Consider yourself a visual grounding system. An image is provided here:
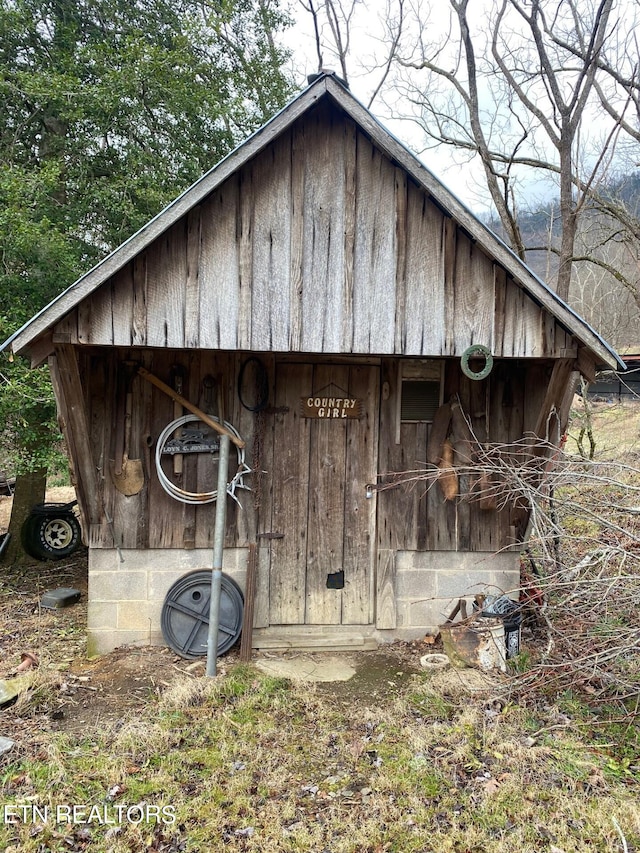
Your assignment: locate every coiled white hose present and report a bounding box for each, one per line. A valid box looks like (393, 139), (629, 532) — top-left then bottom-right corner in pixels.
(155, 414), (249, 505)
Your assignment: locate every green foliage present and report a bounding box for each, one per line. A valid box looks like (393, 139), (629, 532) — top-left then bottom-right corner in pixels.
(0, 356), (65, 472)
(0, 0), (295, 470)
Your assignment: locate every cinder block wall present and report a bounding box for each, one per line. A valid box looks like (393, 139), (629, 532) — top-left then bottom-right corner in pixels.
(87, 548), (248, 655)
(87, 548), (521, 655)
(392, 551), (521, 639)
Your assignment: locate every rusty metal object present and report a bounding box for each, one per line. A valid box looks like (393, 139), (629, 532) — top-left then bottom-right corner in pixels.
(440, 618), (506, 672)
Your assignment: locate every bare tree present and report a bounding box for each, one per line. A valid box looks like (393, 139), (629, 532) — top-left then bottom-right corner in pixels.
(298, 0), (405, 108)
(394, 0), (626, 302)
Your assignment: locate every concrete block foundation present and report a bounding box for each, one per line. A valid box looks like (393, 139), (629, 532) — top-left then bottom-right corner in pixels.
(87, 548), (248, 655)
(87, 548), (521, 655)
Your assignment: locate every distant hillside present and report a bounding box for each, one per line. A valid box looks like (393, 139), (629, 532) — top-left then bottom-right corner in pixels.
(484, 176), (640, 351)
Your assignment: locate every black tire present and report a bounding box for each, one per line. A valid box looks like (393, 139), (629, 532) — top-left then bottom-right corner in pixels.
(21, 511), (82, 561)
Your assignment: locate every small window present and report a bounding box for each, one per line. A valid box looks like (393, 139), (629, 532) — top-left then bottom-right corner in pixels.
(395, 359), (443, 442)
(401, 380), (441, 422)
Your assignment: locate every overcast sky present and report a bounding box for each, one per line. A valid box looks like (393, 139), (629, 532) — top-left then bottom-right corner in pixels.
(281, 0), (494, 214)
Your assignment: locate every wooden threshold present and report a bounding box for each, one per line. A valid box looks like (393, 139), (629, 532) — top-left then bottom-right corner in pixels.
(251, 626), (379, 651)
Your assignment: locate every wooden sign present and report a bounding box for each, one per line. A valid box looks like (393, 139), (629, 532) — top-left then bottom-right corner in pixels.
(301, 396), (362, 419)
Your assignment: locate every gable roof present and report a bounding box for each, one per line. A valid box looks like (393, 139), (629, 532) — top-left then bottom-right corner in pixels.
(2, 72), (624, 370)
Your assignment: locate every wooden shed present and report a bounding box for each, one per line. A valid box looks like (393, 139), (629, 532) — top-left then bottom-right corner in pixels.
(5, 73), (622, 654)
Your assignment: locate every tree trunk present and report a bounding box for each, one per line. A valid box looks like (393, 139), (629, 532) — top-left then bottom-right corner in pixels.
(1, 469), (47, 565)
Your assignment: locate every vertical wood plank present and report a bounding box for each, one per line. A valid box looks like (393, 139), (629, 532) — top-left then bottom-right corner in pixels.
(146, 351), (185, 547)
(132, 255), (147, 346)
(83, 282), (114, 345)
(394, 167), (408, 354)
(49, 346), (102, 529)
(269, 363), (311, 624)
(185, 206), (201, 348)
(251, 134), (292, 351)
(145, 221), (187, 348)
(253, 355), (276, 628)
(443, 218), (457, 355)
(376, 360), (427, 552)
(300, 105), (346, 353)
(112, 362), (148, 549)
(289, 123), (305, 352)
(342, 117), (357, 350)
(199, 179), (239, 349)
(85, 351), (114, 547)
(341, 364), (379, 625)
(493, 266), (507, 357)
(353, 132), (397, 353)
(238, 166), (253, 350)
(77, 297), (92, 346)
(111, 266), (134, 346)
(426, 359), (459, 550)
(404, 189), (446, 355)
(305, 364), (348, 624)
(53, 311), (78, 344)
(451, 235), (495, 355)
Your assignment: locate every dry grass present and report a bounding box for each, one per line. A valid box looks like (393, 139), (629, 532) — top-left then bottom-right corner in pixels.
(0, 407), (639, 850)
(0, 664), (638, 852)
(568, 398), (640, 458)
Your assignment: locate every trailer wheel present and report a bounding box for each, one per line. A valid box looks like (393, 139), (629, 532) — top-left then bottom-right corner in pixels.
(21, 511), (82, 561)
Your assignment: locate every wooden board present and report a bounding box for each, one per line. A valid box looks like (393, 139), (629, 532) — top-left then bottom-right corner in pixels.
(403, 188), (446, 355)
(269, 363), (312, 624)
(199, 180), (240, 350)
(251, 134), (292, 351)
(305, 364), (348, 624)
(300, 106), (346, 353)
(341, 364), (379, 625)
(265, 360), (379, 628)
(353, 132), (397, 353)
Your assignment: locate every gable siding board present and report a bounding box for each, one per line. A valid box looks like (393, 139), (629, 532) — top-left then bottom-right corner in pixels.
(450, 234), (495, 355)
(146, 222), (187, 348)
(353, 132), (397, 353)
(8, 77), (621, 372)
(301, 105), (346, 353)
(403, 188), (445, 356)
(251, 134), (292, 351)
(132, 255), (148, 347)
(199, 177), (240, 349)
(185, 207), (202, 349)
(44, 98), (595, 364)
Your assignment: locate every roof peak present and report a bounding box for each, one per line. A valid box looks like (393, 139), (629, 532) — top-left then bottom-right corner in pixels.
(306, 69), (349, 89)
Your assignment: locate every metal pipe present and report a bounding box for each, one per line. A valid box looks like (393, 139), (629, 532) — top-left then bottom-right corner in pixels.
(206, 433), (231, 677)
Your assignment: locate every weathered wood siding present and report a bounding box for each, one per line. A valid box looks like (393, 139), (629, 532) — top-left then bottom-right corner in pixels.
(375, 356), (555, 563)
(69, 346), (561, 558)
(52, 101), (576, 361)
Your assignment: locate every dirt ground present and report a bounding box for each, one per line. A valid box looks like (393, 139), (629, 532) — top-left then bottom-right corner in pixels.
(0, 485), (502, 746)
(0, 539), (453, 742)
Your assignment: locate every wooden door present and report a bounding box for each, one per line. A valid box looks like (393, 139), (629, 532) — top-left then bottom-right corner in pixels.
(264, 362), (379, 626)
